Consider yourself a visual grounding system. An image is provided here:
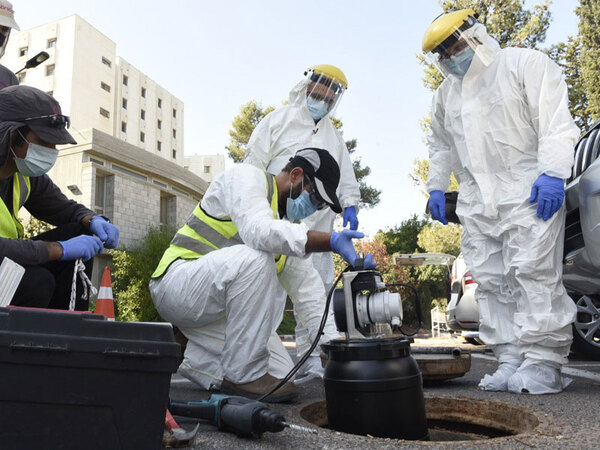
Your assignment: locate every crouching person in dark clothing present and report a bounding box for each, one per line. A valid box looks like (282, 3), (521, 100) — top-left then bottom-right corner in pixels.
(0, 85), (119, 310)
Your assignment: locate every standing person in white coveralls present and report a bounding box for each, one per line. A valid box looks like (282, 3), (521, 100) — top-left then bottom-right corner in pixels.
(423, 9), (580, 395)
(150, 148), (376, 402)
(245, 65), (361, 381)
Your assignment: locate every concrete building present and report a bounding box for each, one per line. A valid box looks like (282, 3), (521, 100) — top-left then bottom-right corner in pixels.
(2, 15), (208, 249)
(3, 15), (185, 166)
(184, 154), (226, 183)
(49, 129), (206, 247)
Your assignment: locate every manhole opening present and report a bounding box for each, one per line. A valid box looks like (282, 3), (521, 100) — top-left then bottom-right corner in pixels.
(300, 397), (539, 442)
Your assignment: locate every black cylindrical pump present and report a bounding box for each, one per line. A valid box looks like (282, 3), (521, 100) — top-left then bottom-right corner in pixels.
(322, 337), (428, 440)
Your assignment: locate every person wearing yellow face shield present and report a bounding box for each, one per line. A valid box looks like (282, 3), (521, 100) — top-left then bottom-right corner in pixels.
(244, 65), (361, 383)
(423, 9), (580, 395)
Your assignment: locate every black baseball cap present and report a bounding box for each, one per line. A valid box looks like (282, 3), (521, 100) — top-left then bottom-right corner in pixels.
(0, 85), (76, 145)
(288, 148), (342, 213)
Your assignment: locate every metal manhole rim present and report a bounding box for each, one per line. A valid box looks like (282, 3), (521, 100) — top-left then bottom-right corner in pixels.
(294, 394), (557, 445)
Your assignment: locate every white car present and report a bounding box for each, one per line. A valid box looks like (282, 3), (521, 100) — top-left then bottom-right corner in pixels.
(445, 253), (479, 338)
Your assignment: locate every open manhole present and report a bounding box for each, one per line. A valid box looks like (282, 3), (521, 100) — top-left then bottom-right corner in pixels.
(300, 396), (540, 442)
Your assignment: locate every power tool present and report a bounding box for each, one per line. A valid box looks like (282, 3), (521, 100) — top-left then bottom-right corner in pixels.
(169, 394), (315, 438)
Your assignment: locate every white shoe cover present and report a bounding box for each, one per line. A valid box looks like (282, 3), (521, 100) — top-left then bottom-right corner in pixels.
(478, 361), (520, 391)
(507, 359), (572, 395)
(294, 355), (324, 385)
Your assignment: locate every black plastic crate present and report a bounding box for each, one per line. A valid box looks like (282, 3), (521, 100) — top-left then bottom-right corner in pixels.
(0, 307), (181, 449)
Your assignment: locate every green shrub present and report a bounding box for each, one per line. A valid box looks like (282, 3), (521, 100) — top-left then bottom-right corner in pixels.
(276, 310), (296, 335)
(110, 225), (176, 322)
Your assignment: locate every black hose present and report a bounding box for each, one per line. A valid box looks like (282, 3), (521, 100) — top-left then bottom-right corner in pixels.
(385, 283), (423, 337)
(258, 265), (351, 402)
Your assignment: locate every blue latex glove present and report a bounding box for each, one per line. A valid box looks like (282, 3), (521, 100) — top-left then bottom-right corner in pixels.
(330, 230), (378, 269)
(90, 216), (120, 248)
(428, 190), (448, 225)
(59, 235), (104, 261)
(529, 174), (565, 221)
(343, 206), (359, 230)
(363, 253), (378, 269)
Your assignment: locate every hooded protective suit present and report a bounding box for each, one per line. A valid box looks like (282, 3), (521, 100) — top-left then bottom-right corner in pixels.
(245, 77), (359, 365)
(149, 164), (340, 389)
(426, 24), (580, 366)
(245, 77), (361, 287)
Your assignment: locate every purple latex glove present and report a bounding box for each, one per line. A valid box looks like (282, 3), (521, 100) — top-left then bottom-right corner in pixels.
(428, 190), (448, 225)
(59, 235), (104, 261)
(529, 174), (564, 221)
(90, 216), (120, 248)
(343, 206), (359, 230)
(330, 230), (363, 266)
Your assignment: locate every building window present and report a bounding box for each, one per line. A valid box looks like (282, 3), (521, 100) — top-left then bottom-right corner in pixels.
(172, 129), (176, 139)
(19, 47), (27, 57)
(157, 119), (161, 129)
(172, 149), (176, 159)
(157, 98), (162, 108)
(172, 108), (176, 118)
(47, 38), (57, 48)
(122, 74), (128, 86)
(140, 132), (145, 143)
(101, 57), (111, 68)
(95, 174), (106, 215)
(160, 195), (176, 225)
(46, 64), (55, 76)
(99, 107), (110, 119)
(100, 81), (111, 93)
(122, 98), (127, 109)
(157, 140), (162, 151)
(204, 165), (211, 174)
(141, 87), (146, 98)
(141, 109), (146, 120)
(17, 72), (25, 83)
(121, 121), (127, 133)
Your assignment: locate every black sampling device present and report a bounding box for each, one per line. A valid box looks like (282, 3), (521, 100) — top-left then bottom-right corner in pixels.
(321, 258), (429, 440)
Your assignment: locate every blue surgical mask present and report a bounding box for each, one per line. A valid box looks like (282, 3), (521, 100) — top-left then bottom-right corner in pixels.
(286, 191), (317, 221)
(306, 97), (329, 121)
(446, 47), (475, 77)
(11, 133), (59, 177)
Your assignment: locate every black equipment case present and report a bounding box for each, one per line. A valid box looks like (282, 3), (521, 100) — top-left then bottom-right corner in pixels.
(0, 307), (181, 449)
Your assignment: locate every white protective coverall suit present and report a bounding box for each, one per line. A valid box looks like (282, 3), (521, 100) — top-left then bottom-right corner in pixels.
(149, 164), (338, 390)
(244, 77), (360, 362)
(426, 25), (579, 378)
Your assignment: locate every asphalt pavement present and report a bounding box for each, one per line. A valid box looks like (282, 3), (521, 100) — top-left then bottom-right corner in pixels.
(168, 337), (600, 449)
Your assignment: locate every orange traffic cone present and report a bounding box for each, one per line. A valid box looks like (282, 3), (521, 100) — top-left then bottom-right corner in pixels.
(95, 266), (115, 321)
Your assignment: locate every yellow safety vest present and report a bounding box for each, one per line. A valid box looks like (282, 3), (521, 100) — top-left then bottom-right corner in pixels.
(152, 172), (287, 278)
(0, 173), (31, 239)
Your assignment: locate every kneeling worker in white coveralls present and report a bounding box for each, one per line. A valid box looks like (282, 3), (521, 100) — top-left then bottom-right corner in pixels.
(150, 148), (376, 402)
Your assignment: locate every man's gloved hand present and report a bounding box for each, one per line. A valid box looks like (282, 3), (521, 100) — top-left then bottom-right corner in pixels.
(59, 235), (104, 261)
(429, 190), (448, 225)
(342, 206), (359, 230)
(90, 216), (120, 248)
(330, 230), (378, 269)
(529, 174), (565, 221)
(363, 253), (378, 269)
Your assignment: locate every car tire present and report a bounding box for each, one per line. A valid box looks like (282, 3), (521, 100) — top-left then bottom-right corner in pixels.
(464, 337), (482, 346)
(571, 294), (600, 360)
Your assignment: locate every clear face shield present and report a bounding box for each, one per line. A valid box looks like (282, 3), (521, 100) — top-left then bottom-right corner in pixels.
(425, 23), (489, 79)
(0, 26), (11, 58)
(305, 70), (346, 120)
